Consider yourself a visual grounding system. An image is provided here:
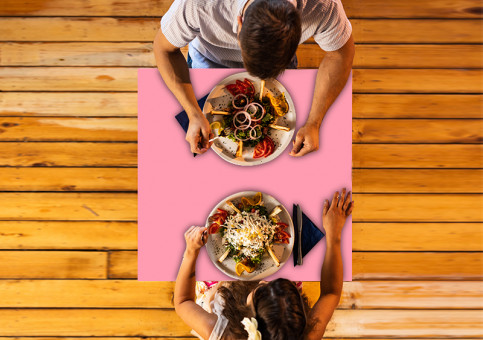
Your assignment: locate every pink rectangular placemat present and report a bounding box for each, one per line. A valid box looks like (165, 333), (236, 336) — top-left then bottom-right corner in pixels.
(138, 68), (352, 281)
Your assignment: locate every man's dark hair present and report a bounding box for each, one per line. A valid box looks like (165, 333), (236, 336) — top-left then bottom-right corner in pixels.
(239, 0), (301, 79)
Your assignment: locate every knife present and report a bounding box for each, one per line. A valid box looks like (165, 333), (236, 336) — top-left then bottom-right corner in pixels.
(296, 204), (303, 265)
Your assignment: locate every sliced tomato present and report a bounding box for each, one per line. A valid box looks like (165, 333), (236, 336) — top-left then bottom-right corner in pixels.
(226, 84), (239, 96)
(253, 139), (267, 158)
(276, 222), (288, 229)
(276, 230), (291, 239)
(276, 238), (290, 244)
(217, 208), (228, 219)
(208, 223), (220, 234)
(244, 78), (255, 96)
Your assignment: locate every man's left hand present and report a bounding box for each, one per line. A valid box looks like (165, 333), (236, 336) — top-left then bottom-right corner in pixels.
(289, 123), (320, 157)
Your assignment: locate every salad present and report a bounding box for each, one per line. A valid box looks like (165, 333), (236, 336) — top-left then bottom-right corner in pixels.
(207, 192), (291, 276)
(210, 78), (290, 159)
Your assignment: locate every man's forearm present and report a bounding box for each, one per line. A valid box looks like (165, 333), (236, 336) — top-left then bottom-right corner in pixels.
(306, 37), (354, 128)
(320, 236), (343, 297)
(174, 249), (199, 306)
(154, 32), (203, 119)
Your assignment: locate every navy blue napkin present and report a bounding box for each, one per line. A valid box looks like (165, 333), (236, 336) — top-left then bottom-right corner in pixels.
(175, 94), (210, 157)
(293, 204), (325, 266)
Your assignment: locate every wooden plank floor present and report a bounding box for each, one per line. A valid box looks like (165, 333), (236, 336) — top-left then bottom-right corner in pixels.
(0, 0), (482, 338)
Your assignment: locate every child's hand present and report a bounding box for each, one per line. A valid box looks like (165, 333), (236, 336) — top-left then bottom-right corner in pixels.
(184, 225), (208, 255)
(322, 188), (353, 243)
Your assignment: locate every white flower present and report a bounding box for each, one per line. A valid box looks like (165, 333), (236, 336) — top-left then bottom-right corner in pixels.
(241, 317), (262, 340)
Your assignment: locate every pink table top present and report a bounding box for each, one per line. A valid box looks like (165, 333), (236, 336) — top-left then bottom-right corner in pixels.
(138, 68), (352, 281)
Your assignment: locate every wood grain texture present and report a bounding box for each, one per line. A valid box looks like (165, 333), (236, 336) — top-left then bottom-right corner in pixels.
(0, 142), (137, 167)
(0, 168), (137, 191)
(353, 223), (483, 251)
(0, 193), (137, 221)
(2, 68), (482, 93)
(4, 118), (481, 143)
(0, 251), (107, 279)
(1, 168), (480, 193)
(298, 44), (483, 69)
(353, 119), (483, 144)
(0, 0), (482, 18)
(352, 194), (483, 222)
(353, 94), (483, 118)
(0, 117), (137, 141)
(0, 67), (138, 92)
(0, 221), (137, 249)
(1, 193), (480, 222)
(353, 252), (483, 280)
(2, 43), (482, 69)
(1, 18), (481, 43)
(0, 309), (480, 337)
(352, 69), (483, 93)
(353, 169), (483, 193)
(353, 144), (483, 168)
(3, 143), (480, 168)
(0, 280), (480, 309)
(108, 251), (483, 280)
(2, 93), (480, 118)
(0, 92), (137, 117)
(108, 251), (139, 279)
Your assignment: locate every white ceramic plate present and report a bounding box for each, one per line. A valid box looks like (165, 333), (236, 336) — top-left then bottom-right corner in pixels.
(205, 191), (294, 280)
(203, 72), (296, 166)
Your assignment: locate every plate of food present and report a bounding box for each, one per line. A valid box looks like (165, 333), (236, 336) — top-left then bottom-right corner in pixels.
(203, 72), (296, 166)
(205, 191), (294, 280)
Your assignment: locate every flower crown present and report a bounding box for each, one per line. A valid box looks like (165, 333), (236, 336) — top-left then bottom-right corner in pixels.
(241, 317), (262, 340)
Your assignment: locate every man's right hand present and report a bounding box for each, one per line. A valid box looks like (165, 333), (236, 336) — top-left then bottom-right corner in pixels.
(322, 188), (353, 243)
(186, 113), (214, 154)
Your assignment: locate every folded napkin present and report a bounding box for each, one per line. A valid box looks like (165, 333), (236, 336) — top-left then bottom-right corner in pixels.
(293, 204), (325, 266)
(175, 94), (210, 157)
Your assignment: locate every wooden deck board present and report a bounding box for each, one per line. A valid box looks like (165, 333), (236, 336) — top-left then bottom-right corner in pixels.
(0, 18), (481, 43)
(0, 0), (481, 18)
(0, 309), (481, 337)
(2, 43), (482, 69)
(2, 67), (481, 93)
(0, 168), (481, 193)
(0, 280), (480, 309)
(107, 250), (483, 280)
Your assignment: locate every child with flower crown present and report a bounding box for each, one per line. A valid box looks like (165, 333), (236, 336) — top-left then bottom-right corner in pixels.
(174, 189), (353, 339)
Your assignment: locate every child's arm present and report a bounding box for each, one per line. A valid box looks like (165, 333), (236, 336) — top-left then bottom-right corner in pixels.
(305, 189), (353, 340)
(174, 226), (217, 339)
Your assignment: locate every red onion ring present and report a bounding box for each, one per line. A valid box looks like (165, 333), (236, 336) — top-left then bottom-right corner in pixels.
(249, 125), (262, 140)
(232, 94), (248, 109)
(233, 111), (251, 129)
(244, 102), (265, 122)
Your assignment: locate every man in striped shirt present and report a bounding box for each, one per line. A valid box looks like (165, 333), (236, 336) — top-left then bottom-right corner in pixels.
(154, 0), (354, 156)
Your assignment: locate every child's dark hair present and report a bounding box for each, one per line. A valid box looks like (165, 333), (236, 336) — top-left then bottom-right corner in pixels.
(253, 278), (309, 339)
(217, 279), (309, 339)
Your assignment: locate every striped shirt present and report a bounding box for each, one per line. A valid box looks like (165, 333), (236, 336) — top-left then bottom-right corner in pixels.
(161, 0), (352, 68)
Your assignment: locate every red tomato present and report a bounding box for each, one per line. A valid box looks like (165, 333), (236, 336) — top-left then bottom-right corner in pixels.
(253, 139), (267, 158)
(277, 230), (291, 239)
(217, 208), (228, 219)
(208, 223), (220, 234)
(226, 84), (239, 96)
(276, 222), (288, 229)
(244, 78), (255, 96)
